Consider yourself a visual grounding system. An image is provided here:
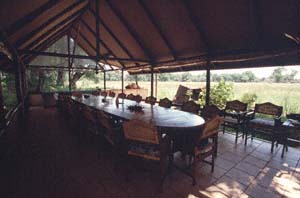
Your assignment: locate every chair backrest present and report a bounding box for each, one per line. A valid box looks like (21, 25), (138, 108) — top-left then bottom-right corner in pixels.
(109, 91), (116, 97)
(159, 97), (172, 108)
(145, 96), (156, 105)
(173, 85), (190, 105)
(91, 90), (100, 96)
(201, 105), (221, 120)
(126, 93), (135, 100)
(254, 102), (282, 117)
(82, 106), (96, 123)
(134, 95), (143, 103)
(72, 91), (82, 98)
(97, 110), (113, 131)
(118, 93), (126, 99)
(191, 88), (202, 101)
(100, 91), (108, 97)
(123, 119), (160, 144)
(182, 101), (200, 114)
(225, 100), (247, 112)
(197, 116), (223, 143)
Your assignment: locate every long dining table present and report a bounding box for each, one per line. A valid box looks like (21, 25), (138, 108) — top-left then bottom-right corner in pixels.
(71, 94), (205, 129)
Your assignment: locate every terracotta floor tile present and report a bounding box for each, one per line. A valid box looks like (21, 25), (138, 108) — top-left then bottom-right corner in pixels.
(235, 161), (262, 177)
(215, 157), (236, 171)
(215, 175), (247, 197)
(225, 168), (255, 186)
(219, 151), (244, 164)
(242, 155), (268, 169)
(246, 183), (281, 198)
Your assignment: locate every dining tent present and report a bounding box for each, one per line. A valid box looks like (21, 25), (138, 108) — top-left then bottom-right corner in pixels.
(0, 0), (300, 106)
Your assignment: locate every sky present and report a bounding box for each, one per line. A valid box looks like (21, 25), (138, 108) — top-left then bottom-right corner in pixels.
(188, 65), (300, 79)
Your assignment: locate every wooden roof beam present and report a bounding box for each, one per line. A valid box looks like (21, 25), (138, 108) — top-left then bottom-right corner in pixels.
(88, 8), (139, 66)
(6, 0), (60, 35)
(138, 0), (177, 60)
(24, 10), (82, 51)
(106, 0), (154, 62)
(15, 1), (87, 48)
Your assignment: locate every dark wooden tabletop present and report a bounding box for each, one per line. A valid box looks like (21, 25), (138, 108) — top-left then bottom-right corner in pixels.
(72, 95), (205, 128)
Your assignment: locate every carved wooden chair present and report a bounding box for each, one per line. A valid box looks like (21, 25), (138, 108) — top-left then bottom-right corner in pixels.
(159, 97), (172, 108)
(126, 93), (135, 100)
(182, 101), (200, 115)
(186, 116), (223, 185)
(222, 100), (248, 143)
(117, 93), (126, 99)
(145, 96), (157, 105)
(122, 119), (171, 192)
(100, 91), (108, 97)
(109, 91), (116, 97)
(245, 102), (283, 152)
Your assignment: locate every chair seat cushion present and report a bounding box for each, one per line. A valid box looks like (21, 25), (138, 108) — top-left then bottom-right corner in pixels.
(249, 118), (275, 128)
(128, 142), (160, 159)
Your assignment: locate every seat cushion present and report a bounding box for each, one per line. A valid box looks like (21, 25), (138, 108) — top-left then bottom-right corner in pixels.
(128, 142), (160, 159)
(224, 116), (239, 124)
(249, 118), (275, 128)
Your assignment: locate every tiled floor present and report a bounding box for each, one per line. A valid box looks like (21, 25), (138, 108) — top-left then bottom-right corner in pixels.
(0, 107), (299, 198)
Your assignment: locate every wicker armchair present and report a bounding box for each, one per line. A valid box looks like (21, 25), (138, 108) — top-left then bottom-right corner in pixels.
(187, 116), (223, 185)
(145, 96), (157, 105)
(122, 119), (171, 192)
(182, 101), (200, 114)
(245, 102), (283, 152)
(222, 100), (248, 143)
(159, 97), (172, 108)
(97, 110), (123, 146)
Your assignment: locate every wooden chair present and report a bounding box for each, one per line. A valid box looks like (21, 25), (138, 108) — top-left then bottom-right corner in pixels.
(182, 101), (200, 115)
(100, 91), (108, 97)
(159, 97), (172, 108)
(109, 91), (116, 97)
(122, 119), (170, 192)
(126, 93), (135, 100)
(187, 116), (223, 185)
(245, 102), (283, 152)
(134, 94), (143, 103)
(117, 93), (126, 99)
(97, 110), (122, 146)
(91, 90), (100, 96)
(145, 96), (157, 105)
(82, 105), (99, 135)
(201, 105), (222, 121)
(222, 100), (248, 143)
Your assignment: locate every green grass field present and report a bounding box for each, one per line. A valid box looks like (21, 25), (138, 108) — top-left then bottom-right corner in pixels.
(77, 80), (300, 114)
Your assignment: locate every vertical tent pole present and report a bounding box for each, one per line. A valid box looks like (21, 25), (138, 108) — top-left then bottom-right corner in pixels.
(0, 73), (3, 112)
(150, 66), (154, 97)
(67, 35), (71, 92)
(155, 73), (158, 98)
(205, 61), (211, 106)
(121, 69), (124, 93)
(103, 71), (106, 90)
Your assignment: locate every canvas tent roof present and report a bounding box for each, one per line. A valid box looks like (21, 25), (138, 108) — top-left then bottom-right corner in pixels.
(0, 0), (300, 74)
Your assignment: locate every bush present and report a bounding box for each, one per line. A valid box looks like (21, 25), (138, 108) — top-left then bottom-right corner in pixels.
(241, 93), (257, 109)
(200, 79), (234, 109)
